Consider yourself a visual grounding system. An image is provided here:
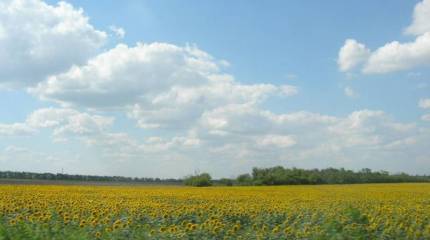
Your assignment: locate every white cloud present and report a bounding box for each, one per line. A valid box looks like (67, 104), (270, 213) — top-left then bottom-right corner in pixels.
(3, 105), (429, 177)
(363, 33), (430, 73)
(27, 108), (114, 141)
(0, 0), (106, 88)
(327, 110), (414, 147)
(280, 85), (299, 96)
(4, 145), (30, 154)
(0, 107), (113, 141)
(337, 39), (370, 72)
(27, 108), (113, 130)
(0, 145), (80, 173)
(197, 106), (412, 155)
(32, 42), (226, 107)
(118, 108), (428, 176)
(0, 123), (36, 136)
(127, 82), (292, 129)
(344, 86), (358, 98)
(32, 42), (296, 129)
(189, 107), (428, 176)
(109, 25), (125, 38)
(418, 98), (430, 109)
(258, 135), (296, 148)
(338, 0), (430, 74)
(0, 0), (428, 177)
(404, 0), (430, 35)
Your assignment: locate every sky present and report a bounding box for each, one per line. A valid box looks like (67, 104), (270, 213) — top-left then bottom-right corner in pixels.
(0, 0), (429, 178)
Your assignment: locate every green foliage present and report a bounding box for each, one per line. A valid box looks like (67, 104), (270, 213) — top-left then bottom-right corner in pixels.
(218, 178), (234, 186)
(236, 173), (253, 185)
(1, 166), (428, 187)
(0, 170), (181, 184)
(320, 207), (371, 240)
(241, 166), (430, 186)
(183, 173), (212, 187)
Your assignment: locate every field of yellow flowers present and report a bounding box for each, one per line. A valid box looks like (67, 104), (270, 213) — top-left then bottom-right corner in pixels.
(1, 183), (430, 239)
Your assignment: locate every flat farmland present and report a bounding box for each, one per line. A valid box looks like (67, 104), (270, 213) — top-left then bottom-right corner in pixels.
(1, 183), (430, 239)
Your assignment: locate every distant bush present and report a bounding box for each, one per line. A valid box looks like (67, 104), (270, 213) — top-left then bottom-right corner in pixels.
(236, 173), (253, 185)
(184, 173), (212, 187)
(218, 178), (234, 186)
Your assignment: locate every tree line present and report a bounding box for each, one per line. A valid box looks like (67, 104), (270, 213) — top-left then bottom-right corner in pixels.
(184, 166), (430, 186)
(0, 171), (181, 184)
(234, 166), (430, 185)
(1, 167), (429, 186)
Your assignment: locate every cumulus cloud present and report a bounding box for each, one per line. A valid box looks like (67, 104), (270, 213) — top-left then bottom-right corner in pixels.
(32, 43), (231, 107)
(31, 42), (296, 129)
(258, 135), (296, 148)
(363, 33), (430, 73)
(193, 105), (417, 172)
(27, 108), (113, 129)
(0, 123), (36, 136)
(0, 107), (113, 141)
(337, 39), (370, 72)
(28, 108), (113, 142)
(196, 106), (415, 155)
(280, 85), (299, 96)
(2, 105), (428, 177)
(327, 110), (416, 148)
(192, 108), (428, 176)
(404, 0), (430, 35)
(338, 0), (430, 74)
(63, 103), (427, 177)
(109, 25), (125, 38)
(0, 0), (106, 88)
(418, 98), (430, 109)
(0, 1), (428, 177)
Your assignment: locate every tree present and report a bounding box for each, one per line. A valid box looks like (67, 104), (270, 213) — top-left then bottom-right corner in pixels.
(236, 173), (253, 185)
(183, 173), (212, 187)
(219, 178), (234, 186)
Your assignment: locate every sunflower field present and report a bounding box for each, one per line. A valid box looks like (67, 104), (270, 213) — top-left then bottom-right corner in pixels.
(1, 183), (430, 239)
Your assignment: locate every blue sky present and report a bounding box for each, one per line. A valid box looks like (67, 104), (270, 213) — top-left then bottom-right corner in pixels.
(0, 0), (429, 178)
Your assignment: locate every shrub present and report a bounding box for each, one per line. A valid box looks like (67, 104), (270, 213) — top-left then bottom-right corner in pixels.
(184, 173), (212, 187)
(218, 178), (234, 186)
(236, 173), (253, 185)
